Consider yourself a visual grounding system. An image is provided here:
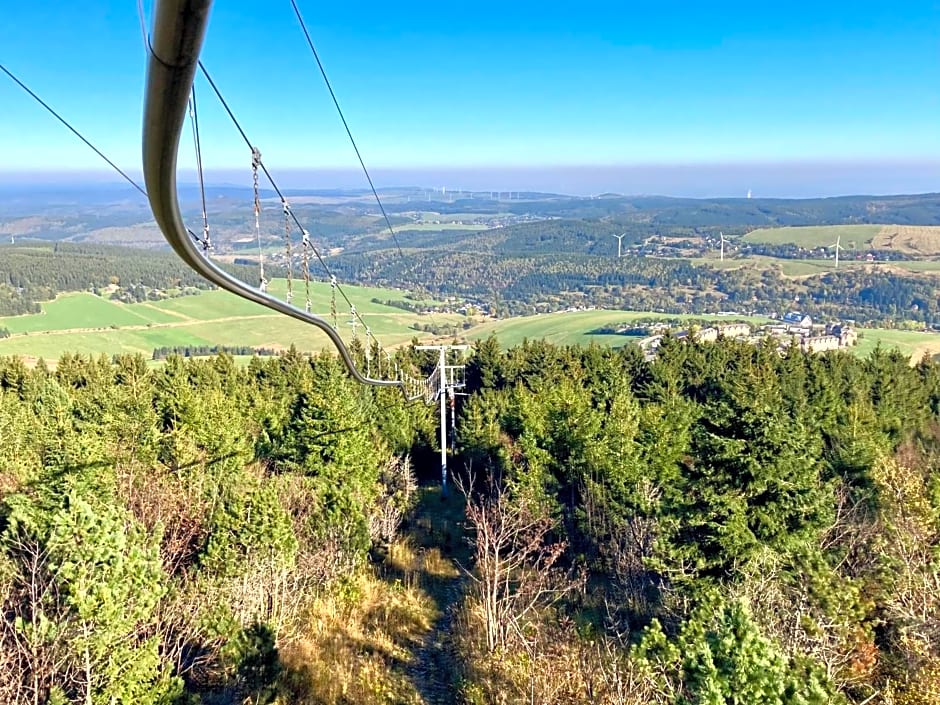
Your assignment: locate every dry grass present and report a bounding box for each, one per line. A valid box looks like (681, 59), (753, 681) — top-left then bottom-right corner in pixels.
(873, 226), (940, 256)
(275, 488), (467, 705)
(453, 599), (663, 705)
(883, 657), (940, 705)
(0, 473), (17, 499)
(276, 545), (440, 705)
(385, 540), (460, 585)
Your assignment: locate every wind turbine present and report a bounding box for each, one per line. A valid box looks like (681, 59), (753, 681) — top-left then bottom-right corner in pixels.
(719, 231), (727, 262)
(612, 232), (626, 258)
(832, 235), (843, 268)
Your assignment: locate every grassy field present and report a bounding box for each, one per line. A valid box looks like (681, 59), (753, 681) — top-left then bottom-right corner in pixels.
(688, 256), (845, 276)
(0, 294), (180, 333)
(0, 280), (461, 361)
(853, 328), (940, 361)
(743, 224), (940, 260)
(5, 288), (940, 366)
(743, 224), (883, 248)
(400, 223), (486, 231)
(887, 260), (940, 272)
(416, 211), (508, 222)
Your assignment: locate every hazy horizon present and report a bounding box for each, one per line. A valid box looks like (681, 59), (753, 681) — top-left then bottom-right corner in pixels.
(0, 160), (937, 200)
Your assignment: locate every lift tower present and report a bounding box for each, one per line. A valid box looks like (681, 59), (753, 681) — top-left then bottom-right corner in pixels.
(416, 344), (468, 494)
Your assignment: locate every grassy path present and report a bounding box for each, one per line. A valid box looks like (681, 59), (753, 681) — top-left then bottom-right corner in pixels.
(378, 487), (469, 704)
(406, 575), (465, 705)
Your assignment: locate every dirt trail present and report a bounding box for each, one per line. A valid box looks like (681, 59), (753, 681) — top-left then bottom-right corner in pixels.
(406, 572), (466, 704)
(388, 487), (470, 704)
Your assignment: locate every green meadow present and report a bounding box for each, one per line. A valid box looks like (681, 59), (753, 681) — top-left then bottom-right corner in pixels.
(853, 328), (940, 361)
(4, 287), (940, 365)
(690, 255), (940, 277)
(0, 279), (461, 361)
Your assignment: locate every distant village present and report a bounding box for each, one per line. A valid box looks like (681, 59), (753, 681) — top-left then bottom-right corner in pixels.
(638, 312), (858, 359)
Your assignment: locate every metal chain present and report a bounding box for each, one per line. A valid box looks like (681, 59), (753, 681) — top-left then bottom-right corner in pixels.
(283, 199), (293, 304)
(330, 274), (338, 329)
(349, 304), (359, 341)
(251, 147), (267, 292)
(301, 229), (312, 312)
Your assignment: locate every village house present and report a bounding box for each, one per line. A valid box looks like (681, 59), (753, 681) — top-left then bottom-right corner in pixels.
(718, 322), (751, 338)
(694, 327), (719, 343)
(801, 335), (841, 353)
(782, 312), (813, 335)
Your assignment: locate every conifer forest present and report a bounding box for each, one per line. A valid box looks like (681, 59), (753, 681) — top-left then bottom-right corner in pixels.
(1, 336), (938, 704)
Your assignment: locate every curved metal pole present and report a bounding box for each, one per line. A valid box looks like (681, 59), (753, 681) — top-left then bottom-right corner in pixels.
(142, 0), (403, 390)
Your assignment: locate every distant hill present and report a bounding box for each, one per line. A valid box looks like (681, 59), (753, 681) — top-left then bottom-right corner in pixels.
(6, 186), (940, 274)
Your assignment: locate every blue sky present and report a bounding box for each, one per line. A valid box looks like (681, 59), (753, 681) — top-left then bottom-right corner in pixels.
(0, 0), (937, 195)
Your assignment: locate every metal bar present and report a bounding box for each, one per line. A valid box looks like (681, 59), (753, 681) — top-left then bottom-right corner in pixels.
(141, 0), (401, 390)
(438, 347), (447, 493)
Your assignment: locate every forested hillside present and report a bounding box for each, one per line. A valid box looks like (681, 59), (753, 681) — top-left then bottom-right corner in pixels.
(332, 245), (940, 323)
(1, 339), (938, 703)
(455, 338), (940, 703)
(7, 191), (940, 327)
(378, 192), (940, 227)
(0, 243), (269, 316)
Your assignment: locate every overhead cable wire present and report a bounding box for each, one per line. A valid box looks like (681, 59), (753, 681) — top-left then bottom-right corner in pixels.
(288, 0), (405, 261)
(0, 62), (148, 199)
(0, 61), (212, 251)
(143, 0), (416, 397)
(136, 0), (150, 53)
(287, 0), (442, 333)
(196, 61), (384, 350)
